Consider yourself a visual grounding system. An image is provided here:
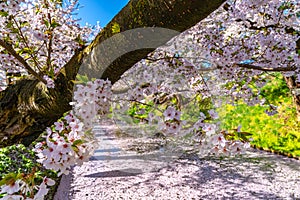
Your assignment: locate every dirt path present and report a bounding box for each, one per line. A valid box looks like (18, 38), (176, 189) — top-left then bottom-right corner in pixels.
(54, 121), (300, 200)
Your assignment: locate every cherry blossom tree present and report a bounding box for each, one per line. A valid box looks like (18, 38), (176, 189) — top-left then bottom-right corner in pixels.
(0, 0), (299, 199)
(0, 0), (297, 177)
(0, 0), (224, 147)
(195, 0), (300, 119)
(0, 0), (94, 85)
(1, 0), (297, 146)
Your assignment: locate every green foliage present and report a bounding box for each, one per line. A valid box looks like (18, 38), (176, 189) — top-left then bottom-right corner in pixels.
(0, 144), (57, 189)
(219, 74), (300, 157)
(126, 101), (154, 123)
(0, 11), (8, 17)
(0, 145), (58, 199)
(259, 73), (290, 104)
(0, 144), (38, 179)
(74, 34), (86, 46)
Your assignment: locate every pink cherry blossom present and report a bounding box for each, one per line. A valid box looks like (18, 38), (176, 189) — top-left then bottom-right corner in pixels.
(54, 121), (64, 132)
(1, 180), (21, 194)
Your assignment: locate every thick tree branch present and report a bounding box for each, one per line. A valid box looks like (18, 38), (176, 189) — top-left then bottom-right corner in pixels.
(0, 39), (46, 84)
(65, 0), (227, 84)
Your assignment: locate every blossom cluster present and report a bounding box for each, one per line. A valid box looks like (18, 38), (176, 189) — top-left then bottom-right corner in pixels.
(0, 0), (99, 89)
(198, 0), (300, 69)
(191, 0), (300, 105)
(0, 176), (55, 200)
(20, 79), (111, 199)
(71, 79), (112, 129)
(112, 45), (251, 156)
(210, 134), (250, 156)
(115, 65), (251, 155)
(34, 79), (112, 176)
(190, 110), (250, 156)
(34, 111), (98, 176)
(148, 1), (298, 118)
(160, 106), (182, 135)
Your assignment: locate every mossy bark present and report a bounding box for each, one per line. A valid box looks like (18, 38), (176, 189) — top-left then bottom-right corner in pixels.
(0, 0), (226, 147)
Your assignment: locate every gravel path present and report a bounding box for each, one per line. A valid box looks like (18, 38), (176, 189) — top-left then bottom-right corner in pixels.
(54, 121), (300, 200)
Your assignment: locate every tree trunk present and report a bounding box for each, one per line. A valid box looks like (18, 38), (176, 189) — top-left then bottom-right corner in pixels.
(284, 76), (300, 121)
(0, 74), (72, 147)
(0, 0), (226, 147)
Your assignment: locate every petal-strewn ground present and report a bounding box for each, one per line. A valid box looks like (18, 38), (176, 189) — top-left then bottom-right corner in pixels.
(54, 121), (300, 200)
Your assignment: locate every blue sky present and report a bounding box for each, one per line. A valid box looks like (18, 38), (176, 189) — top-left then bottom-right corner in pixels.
(77, 0), (129, 27)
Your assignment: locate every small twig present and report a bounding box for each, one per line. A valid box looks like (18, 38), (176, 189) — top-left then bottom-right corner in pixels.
(46, 12), (53, 71)
(12, 16), (42, 71)
(147, 55), (297, 72)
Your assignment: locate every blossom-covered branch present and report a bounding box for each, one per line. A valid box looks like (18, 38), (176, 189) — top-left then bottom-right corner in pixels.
(0, 39), (46, 84)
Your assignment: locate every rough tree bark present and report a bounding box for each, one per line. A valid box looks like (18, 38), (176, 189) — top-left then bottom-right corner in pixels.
(0, 0), (226, 147)
(283, 36), (300, 121)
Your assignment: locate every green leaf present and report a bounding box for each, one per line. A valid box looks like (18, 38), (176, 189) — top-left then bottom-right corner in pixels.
(239, 132), (252, 136)
(20, 21), (29, 28)
(75, 35), (85, 46)
(51, 21), (61, 28)
(71, 80), (85, 84)
(43, 19), (50, 28)
(0, 11), (8, 17)
(0, 172), (21, 186)
(6, 21), (13, 29)
(72, 139), (86, 146)
(48, 68), (55, 78)
(72, 145), (79, 153)
(20, 47), (33, 54)
(75, 74), (89, 84)
(111, 22), (120, 34)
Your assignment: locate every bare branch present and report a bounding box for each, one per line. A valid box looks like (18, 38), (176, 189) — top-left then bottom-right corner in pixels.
(146, 55), (296, 72)
(235, 63), (297, 72)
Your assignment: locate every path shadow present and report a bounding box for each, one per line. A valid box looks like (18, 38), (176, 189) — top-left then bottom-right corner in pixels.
(84, 168), (143, 178)
(123, 149), (299, 199)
